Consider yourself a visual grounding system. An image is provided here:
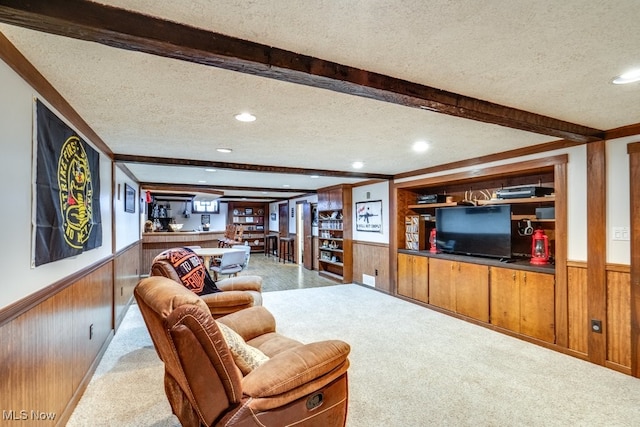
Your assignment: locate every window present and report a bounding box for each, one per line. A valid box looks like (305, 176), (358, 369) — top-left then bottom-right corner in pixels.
(192, 199), (220, 213)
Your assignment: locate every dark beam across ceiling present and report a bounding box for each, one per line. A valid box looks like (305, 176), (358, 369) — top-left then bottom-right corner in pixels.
(0, 0), (604, 143)
(115, 154), (393, 180)
(140, 182), (313, 195)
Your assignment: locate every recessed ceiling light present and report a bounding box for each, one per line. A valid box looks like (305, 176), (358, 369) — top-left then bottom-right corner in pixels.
(205, 168), (216, 172)
(310, 175), (319, 179)
(216, 148), (232, 153)
(197, 180), (207, 183)
(282, 184), (291, 188)
(612, 68), (640, 85)
(235, 112), (256, 122)
(412, 140), (430, 153)
(352, 161), (364, 169)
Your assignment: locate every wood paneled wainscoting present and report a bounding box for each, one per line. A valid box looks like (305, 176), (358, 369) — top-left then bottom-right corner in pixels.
(0, 242), (141, 426)
(352, 241), (390, 293)
(114, 242), (142, 331)
(567, 261), (632, 374)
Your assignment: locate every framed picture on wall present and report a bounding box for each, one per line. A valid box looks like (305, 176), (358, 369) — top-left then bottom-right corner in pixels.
(124, 183), (135, 213)
(355, 200), (382, 232)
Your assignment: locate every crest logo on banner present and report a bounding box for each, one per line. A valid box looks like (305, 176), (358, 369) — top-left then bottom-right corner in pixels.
(33, 100), (102, 266)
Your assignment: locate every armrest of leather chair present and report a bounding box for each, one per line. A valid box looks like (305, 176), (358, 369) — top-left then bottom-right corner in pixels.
(200, 291), (253, 317)
(217, 306), (276, 341)
(242, 340), (350, 398)
(216, 275), (262, 292)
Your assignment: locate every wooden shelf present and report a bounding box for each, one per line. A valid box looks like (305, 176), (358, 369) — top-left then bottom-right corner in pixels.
(408, 202), (458, 210)
(511, 214), (554, 222)
(320, 247), (343, 253)
(477, 196), (555, 205)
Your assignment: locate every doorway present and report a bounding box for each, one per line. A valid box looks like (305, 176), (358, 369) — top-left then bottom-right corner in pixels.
(296, 201), (314, 269)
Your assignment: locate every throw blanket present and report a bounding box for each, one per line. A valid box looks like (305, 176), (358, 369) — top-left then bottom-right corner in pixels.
(153, 247), (221, 295)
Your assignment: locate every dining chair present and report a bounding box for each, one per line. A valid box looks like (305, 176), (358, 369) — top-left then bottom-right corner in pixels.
(231, 244), (251, 269)
(211, 249), (246, 280)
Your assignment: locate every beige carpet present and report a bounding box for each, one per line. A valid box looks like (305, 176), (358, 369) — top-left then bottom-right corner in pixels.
(68, 285), (640, 426)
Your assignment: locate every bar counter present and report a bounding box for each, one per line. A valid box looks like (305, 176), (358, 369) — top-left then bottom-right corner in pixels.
(142, 230), (225, 274)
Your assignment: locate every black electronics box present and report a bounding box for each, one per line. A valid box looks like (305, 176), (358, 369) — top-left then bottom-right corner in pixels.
(417, 194), (446, 204)
(535, 207), (555, 219)
(496, 186), (554, 199)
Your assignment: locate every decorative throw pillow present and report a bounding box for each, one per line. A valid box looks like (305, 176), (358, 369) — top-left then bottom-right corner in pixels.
(153, 247), (220, 295)
(217, 322), (269, 375)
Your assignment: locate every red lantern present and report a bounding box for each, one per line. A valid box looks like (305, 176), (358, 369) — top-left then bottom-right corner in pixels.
(429, 228), (437, 253)
(530, 228), (549, 265)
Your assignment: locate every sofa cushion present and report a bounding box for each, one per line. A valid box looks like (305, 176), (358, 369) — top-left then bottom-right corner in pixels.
(218, 322), (269, 375)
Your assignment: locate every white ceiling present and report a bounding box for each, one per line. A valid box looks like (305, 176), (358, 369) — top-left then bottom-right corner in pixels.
(1, 1), (639, 200)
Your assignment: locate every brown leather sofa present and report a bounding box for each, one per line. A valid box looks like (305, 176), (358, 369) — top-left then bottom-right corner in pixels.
(150, 247), (263, 318)
(134, 276), (350, 427)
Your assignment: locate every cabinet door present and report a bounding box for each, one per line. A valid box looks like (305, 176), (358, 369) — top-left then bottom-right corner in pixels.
(412, 256), (429, 303)
(328, 188), (343, 210)
(455, 263), (489, 321)
(317, 191), (330, 211)
(428, 258), (455, 311)
(396, 254), (428, 303)
(490, 267), (521, 332)
(520, 271), (555, 343)
(397, 253), (413, 298)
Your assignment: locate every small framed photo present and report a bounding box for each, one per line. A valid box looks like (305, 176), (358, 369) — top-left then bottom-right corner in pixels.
(124, 183), (136, 213)
(245, 208), (253, 215)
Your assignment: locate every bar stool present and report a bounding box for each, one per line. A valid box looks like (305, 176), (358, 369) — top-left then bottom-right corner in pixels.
(264, 234), (278, 257)
(279, 237), (294, 263)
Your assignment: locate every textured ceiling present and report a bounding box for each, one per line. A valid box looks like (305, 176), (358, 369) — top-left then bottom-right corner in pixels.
(1, 1), (639, 200)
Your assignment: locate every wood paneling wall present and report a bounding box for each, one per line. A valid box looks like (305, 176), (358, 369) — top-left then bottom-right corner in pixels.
(566, 261), (631, 373)
(353, 241), (390, 293)
(114, 242), (141, 330)
(567, 263), (588, 354)
(0, 243), (140, 425)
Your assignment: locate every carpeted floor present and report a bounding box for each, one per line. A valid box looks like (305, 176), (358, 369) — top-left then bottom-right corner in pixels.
(67, 285), (640, 426)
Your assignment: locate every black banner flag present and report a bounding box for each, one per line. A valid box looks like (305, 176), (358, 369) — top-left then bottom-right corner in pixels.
(34, 100), (102, 266)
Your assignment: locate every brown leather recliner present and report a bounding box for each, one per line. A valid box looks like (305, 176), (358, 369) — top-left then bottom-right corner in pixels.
(134, 276), (350, 427)
(150, 247), (263, 318)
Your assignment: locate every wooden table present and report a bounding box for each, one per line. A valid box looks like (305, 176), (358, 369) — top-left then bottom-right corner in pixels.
(192, 247), (240, 270)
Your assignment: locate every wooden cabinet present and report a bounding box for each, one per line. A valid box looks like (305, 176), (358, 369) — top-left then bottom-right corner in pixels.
(490, 267), (555, 343)
(397, 253), (428, 303)
(317, 187), (344, 211)
(227, 202), (267, 252)
(429, 258), (489, 321)
(318, 185), (352, 283)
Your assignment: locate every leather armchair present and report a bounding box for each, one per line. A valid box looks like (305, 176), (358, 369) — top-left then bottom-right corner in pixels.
(134, 276), (350, 427)
(150, 247), (263, 318)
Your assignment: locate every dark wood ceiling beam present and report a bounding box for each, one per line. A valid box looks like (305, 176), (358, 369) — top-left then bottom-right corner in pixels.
(140, 182), (312, 195)
(0, 0), (604, 143)
(115, 154), (392, 180)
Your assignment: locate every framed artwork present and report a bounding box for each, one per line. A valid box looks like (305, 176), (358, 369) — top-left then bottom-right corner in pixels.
(124, 183), (136, 213)
(355, 200), (382, 232)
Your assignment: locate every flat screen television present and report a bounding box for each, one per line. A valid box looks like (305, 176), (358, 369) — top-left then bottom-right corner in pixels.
(435, 205), (512, 259)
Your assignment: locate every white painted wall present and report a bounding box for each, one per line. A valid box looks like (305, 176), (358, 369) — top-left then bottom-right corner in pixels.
(607, 136), (632, 265)
(352, 181), (390, 244)
(114, 168), (140, 251)
(0, 60), (113, 310)
(268, 195), (319, 235)
(150, 199), (227, 231)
